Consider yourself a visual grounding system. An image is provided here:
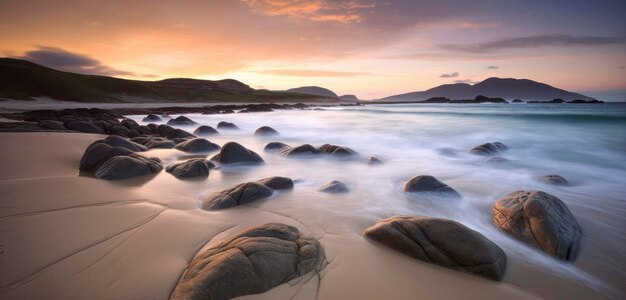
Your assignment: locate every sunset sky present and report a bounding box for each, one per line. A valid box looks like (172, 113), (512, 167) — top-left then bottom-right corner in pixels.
(1, 0), (625, 100)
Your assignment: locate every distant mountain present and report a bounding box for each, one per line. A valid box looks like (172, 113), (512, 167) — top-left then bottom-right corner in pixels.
(0, 58), (334, 103)
(339, 94), (359, 101)
(286, 86), (338, 98)
(381, 77), (594, 101)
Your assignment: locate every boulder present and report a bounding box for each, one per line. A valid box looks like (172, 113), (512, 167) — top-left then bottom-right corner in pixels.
(203, 182), (273, 210)
(120, 119), (139, 130)
(63, 120), (106, 134)
(365, 216), (506, 281)
(170, 223), (325, 300)
(211, 142), (264, 164)
(193, 125), (219, 136)
(167, 128), (196, 140)
(217, 121), (240, 130)
(282, 144), (320, 156)
(264, 142), (291, 152)
(368, 156), (383, 165)
(132, 136), (176, 149)
(319, 180), (349, 193)
(175, 138), (221, 153)
(404, 175), (461, 197)
(142, 114), (162, 122)
(539, 174), (569, 186)
(166, 159), (215, 178)
(109, 125), (130, 137)
(167, 115), (197, 126)
(79, 143), (134, 172)
(318, 144), (358, 157)
(256, 176), (294, 190)
(469, 142), (507, 156)
(492, 191), (582, 260)
(254, 126), (279, 136)
(94, 155), (162, 180)
(93, 135), (147, 152)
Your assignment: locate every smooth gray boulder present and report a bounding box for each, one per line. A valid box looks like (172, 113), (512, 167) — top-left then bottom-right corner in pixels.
(256, 176), (294, 190)
(142, 114), (162, 122)
(211, 142), (264, 164)
(493, 191), (581, 261)
(469, 142), (507, 156)
(170, 223), (325, 300)
(404, 175), (461, 197)
(264, 142), (291, 152)
(79, 143), (134, 172)
(203, 182), (273, 210)
(217, 121), (239, 130)
(166, 159), (215, 178)
(93, 135), (147, 152)
(254, 126), (279, 136)
(167, 116), (197, 126)
(94, 155), (162, 180)
(175, 138), (221, 153)
(193, 125), (219, 136)
(319, 180), (349, 193)
(282, 144), (320, 156)
(364, 216), (506, 281)
(539, 174), (569, 186)
(318, 144), (358, 157)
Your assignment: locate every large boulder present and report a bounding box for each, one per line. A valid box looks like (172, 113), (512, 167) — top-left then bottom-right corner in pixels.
(92, 135), (147, 152)
(365, 216), (506, 281)
(166, 159), (215, 178)
(94, 155), (162, 180)
(142, 114), (162, 122)
(170, 223), (325, 300)
(254, 126), (279, 136)
(217, 121), (239, 130)
(492, 191), (581, 261)
(539, 174), (569, 186)
(79, 143), (134, 172)
(175, 138), (221, 153)
(167, 116), (197, 126)
(404, 175), (461, 198)
(469, 142), (507, 156)
(318, 144), (358, 157)
(203, 182), (273, 210)
(193, 125), (219, 136)
(282, 144), (320, 156)
(264, 142), (291, 153)
(211, 142), (264, 165)
(319, 180), (349, 194)
(167, 128), (196, 140)
(256, 176), (294, 190)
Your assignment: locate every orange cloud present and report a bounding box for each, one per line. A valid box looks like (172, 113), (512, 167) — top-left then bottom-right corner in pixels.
(242, 0), (374, 23)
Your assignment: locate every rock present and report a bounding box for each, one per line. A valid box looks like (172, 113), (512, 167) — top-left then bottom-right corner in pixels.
(485, 156), (508, 164)
(166, 159), (215, 178)
(193, 125), (219, 136)
(217, 121), (239, 130)
(94, 155), (162, 180)
(539, 174), (569, 186)
(211, 142), (264, 165)
(79, 143), (134, 172)
(492, 191), (582, 261)
(175, 138), (221, 153)
(254, 126), (279, 136)
(142, 114), (162, 122)
(132, 136), (176, 149)
(167, 115), (197, 126)
(109, 125), (130, 137)
(469, 142), (507, 156)
(318, 144), (358, 157)
(368, 156), (383, 165)
(156, 124), (175, 137)
(37, 120), (66, 130)
(256, 176), (294, 190)
(121, 119), (139, 130)
(264, 142), (291, 152)
(364, 216), (506, 281)
(282, 144), (320, 156)
(170, 223), (325, 300)
(135, 125), (154, 135)
(93, 135), (147, 152)
(404, 175), (461, 197)
(319, 180), (349, 193)
(203, 182), (273, 209)
(63, 120), (106, 134)
(167, 128), (196, 140)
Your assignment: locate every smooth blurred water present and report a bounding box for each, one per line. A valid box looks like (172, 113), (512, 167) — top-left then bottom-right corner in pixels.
(130, 103), (626, 298)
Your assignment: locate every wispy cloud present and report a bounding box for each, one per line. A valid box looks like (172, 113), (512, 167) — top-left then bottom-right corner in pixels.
(439, 72), (459, 78)
(453, 79), (476, 84)
(16, 46), (155, 77)
(257, 68), (369, 77)
(460, 21), (499, 29)
(241, 0), (375, 24)
(439, 34), (626, 53)
(487, 65), (499, 69)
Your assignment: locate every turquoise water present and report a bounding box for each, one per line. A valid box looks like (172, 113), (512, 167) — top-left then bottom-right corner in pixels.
(131, 103), (626, 299)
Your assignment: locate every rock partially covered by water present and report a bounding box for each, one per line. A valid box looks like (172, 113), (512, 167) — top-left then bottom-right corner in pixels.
(217, 121), (239, 130)
(484, 156), (509, 164)
(256, 176), (294, 190)
(131, 136), (176, 149)
(142, 114), (162, 122)
(368, 156), (384, 165)
(167, 116), (197, 126)
(282, 144), (320, 156)
(170, 223), (326, 300)
(318, 144), (359, 157)
(94, 155), (162, 180)
(193, 125), (219, 136)
(175, 138), (221, 153)
(469, 142), (507, 156)
(254, 126), (279, 136)
(404, 175), (461, 197)
(539, 174), (569, 186)
(203, 182), (273, 210)
(364, 216), (506, 281)
(211, 142), (264, 164)
(166, 158), (215, 178)
(264, 142), (291, 152)
(492, 191), (582, 261)
(319, 180), (349, 193)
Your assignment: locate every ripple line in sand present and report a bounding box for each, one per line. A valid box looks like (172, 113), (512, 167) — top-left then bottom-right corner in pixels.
(0, 199), (168, 219)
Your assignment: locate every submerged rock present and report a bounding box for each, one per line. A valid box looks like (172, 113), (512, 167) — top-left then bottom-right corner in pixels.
(167, 116), (197, 126)
(319, 180), (349, 193)
(193, 125), (219, 136)
(282, 144), (320, 156)
(175, 138), (221, 153)
(94, 155), (162, 180)
(142, 114), (162, 122)
(254, 126), (279, 136)
(211, 142), (264, 164)
(492, 191), (581, 261)
(403, 175), (461, 197)
(318, 144), (358, 157)
(469, 142), (507, 156)
(170, 223), (325, 300)
(368, 156), (384, 165)
(264, 142), (291, 152)
(217, 121), (239, 130)
(203, 182), (273, 209)
(166, 159), (215, 178)
(256, 176), (294, 190)
(364, 216), (506, 281)
(484, 156), (509, 164)
(539, 174), (569, 186)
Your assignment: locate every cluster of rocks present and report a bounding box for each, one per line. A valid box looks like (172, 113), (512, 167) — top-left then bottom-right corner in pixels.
(264, 142), (359, 159)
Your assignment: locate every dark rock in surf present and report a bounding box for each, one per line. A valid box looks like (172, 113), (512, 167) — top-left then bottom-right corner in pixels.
(193, 125), (219, 136)
(282, 144), (320, 156)
(217, 121), (239, 130)
(254, 126), (279, 136)
(469, 142), (507, 156)
(203, 182), (273, 210)
(319, 180), (349, 193)
(264, 142), (291, 152)
(94, 155), (162, 180)
(167, 116), (197, 126)
(317, 144), (358, 157)
(256, 176), (294, 190)
(368, 156), (384, 165)
(211, 142), (264, 164)
(539, 174), (569, 186)
(142, 114), (162, 122)
(166, 158), (215, 178)
(175, 138), (221, 153)
(404, 175), (461, 197)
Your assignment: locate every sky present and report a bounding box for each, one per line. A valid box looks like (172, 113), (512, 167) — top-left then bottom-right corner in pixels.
(1, 0), (625, 100)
